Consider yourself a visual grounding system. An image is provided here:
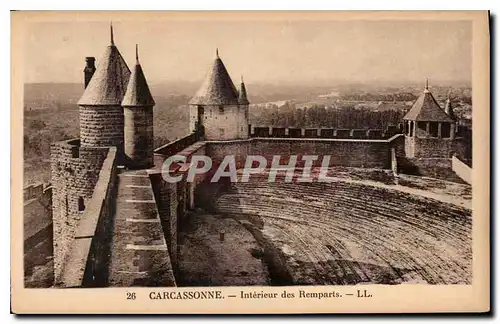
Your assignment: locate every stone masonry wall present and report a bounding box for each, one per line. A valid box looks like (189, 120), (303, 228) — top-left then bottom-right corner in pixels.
(79, 105), (124, 152)
(238, 105), (249, 139)
(150, 142), (208, 275)
(406, 136), (469, 159)
(196, 105), (244, 140)
(58, 148), (118, 287)
(249, 126), (398, 139)
(23, 183), (45, 202)
(206, 138), (396, 169)
(124, 106), (154, 169)
(50, 138), (110, 282)
(149, 173), (179, 273)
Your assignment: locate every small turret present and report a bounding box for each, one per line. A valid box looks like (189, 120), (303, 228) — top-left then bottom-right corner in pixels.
(239, 75), (250, 105)
(403, 79), (457, 158)
(122, 44), (155, 169)
(444, 90), (455, 119)
(188, 49), (249, 140)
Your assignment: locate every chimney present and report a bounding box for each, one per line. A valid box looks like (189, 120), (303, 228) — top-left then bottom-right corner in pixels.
(84, 57), (96, 89)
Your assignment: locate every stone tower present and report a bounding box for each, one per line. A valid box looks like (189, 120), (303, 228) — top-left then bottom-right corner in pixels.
(77, 23), (131, 154)
(51, 25), (131, 281)
(122, 45), (155, 169)
(238, 75), (250, 138)
(403, 80), (458, 158)
(188, 49), (249, 140)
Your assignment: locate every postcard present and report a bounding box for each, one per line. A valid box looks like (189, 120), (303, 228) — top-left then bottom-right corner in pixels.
(11, 10), (490, 314)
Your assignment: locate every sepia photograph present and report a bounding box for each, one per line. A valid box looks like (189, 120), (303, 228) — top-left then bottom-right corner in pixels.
(11, 10), (490, 314)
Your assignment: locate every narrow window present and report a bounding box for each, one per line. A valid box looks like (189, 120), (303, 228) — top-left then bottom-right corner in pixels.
(219, 128), (225, 137)
(78, 196), (85, 212)
(219, 106), (224, 114)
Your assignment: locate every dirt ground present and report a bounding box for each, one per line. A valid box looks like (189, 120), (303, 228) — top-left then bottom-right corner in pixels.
(177, 213), (271, 286)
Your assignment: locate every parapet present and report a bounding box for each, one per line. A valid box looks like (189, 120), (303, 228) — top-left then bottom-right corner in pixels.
(154, 132), (198, 157)
(58, 147), (118, 287)
(50, 138), (119, 283)
(248, 125), (397, 140)
(23, 183), (45, 202)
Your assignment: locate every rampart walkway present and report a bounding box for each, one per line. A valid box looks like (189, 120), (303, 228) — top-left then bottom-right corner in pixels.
(108, 169), (175, 286)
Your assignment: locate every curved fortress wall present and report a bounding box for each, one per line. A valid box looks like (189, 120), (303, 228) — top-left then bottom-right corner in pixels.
(50, 139), (111, 281)
(79, 105), (124, 152)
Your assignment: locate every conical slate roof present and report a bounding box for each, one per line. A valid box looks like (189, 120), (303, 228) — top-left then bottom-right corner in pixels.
(78, 44), (131, 106)
(238, 76), (250, 105)
(189, 50), (239, 105)
(122, 45), (155, 107)
(444, 92), (455, 119)
(403, 87), (454, 122)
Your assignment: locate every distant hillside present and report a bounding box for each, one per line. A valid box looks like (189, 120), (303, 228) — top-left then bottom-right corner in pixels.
(24, 83), (84, 110)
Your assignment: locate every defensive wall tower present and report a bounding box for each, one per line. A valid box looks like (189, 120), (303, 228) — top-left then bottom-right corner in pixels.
(122, 45), (155, 169)
(403, 80), (465, 159)
(51, 25), (157, 282)
(188, 49), (249, 140)
(77, 23), (131, 153)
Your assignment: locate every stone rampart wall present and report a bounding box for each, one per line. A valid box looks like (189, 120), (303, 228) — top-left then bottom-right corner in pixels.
(58, 147), (118, 287)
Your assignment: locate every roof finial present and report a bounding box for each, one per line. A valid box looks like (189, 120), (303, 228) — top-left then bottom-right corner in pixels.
(425, 78), (429, 90)
(135, 44), (139, 64)
(216, 48), (219, 58)
(110, 21), (114, 46)
(241, 75), (244, 83)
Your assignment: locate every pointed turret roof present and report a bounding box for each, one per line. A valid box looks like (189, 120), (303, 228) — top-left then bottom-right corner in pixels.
(122, 45), (155, 107)
(403, 81), (454, 122)
(444, 91), (455, 119)
(189, 49), (240, 105)
(78, 23), (131, 106)
(238, 75), (250, 105)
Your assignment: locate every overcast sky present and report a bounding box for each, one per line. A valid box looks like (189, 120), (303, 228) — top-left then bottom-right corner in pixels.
(23, 19), (471, 85)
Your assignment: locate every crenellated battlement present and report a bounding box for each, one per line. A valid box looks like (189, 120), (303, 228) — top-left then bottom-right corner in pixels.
(248, 124), (403, 139)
